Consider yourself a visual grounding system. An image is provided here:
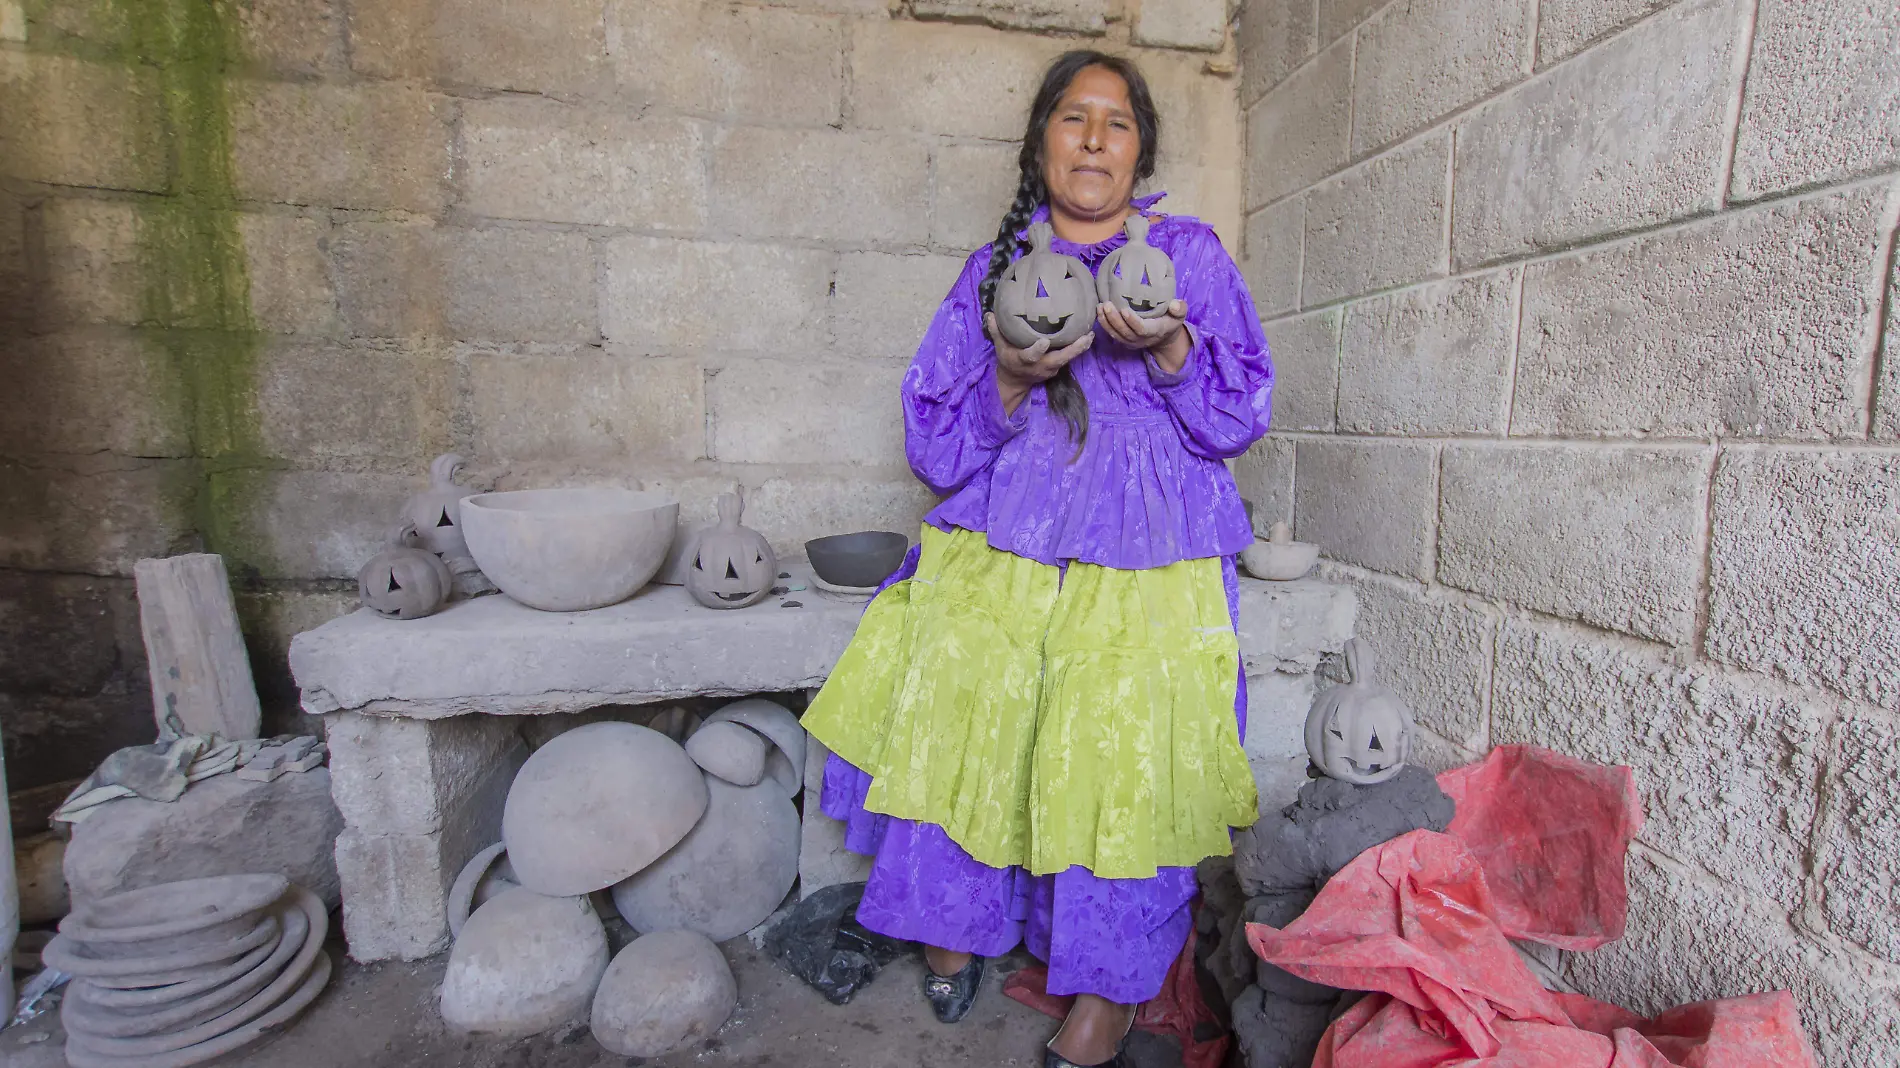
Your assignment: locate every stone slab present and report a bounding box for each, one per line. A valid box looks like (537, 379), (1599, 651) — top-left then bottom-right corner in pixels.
(1535, 0), (1673, 66)
(1238, 0), (1316, 106)
(610, 0), (843, 125)
(1302, 132), (1449, 304)
(1232, 435), (1295, 532)
(291, 566), (1356, 719)
(1338, 269), (1515, 435)
(911, 0), (1106, 35)
(1293, 438), (1437, 581)
(1262, 310), (1339, 432)
(1241, 197), (1302, 318)
(799, 735), (870, 899)
(1350, 0), (1529, 155)
(1821, 711), (1900, 964)
(1133, 0), (1228, 51)
(1245, 37), (1352, 209)
(1323, 565), (1493, 750)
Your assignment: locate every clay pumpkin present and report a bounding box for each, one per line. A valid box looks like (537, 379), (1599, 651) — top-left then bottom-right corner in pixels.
(1304, 639), (1413, 786)
(993, 222), (1097, 349)
(1095, 214), (1176, 319)
(402, 454), (477, 558)
(685, 490), (777, 610)
(358, 523), (453, 619)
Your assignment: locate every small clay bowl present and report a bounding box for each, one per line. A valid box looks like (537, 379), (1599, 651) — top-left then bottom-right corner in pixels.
(805, 531), (908, 589)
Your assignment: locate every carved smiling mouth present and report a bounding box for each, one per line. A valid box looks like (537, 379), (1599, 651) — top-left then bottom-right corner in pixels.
(712, 591), (753, 602)
(1022, 314), (1070, 336)
(1125, 299), (1162, 314)
(1344, 758), (1386, 775)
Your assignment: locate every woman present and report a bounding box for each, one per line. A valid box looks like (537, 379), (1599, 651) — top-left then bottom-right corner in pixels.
(802, 51), (1272, 1068)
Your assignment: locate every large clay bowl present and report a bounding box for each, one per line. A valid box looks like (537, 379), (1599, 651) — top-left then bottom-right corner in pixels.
(805, 531), (908, 589)
(461, 488), (678, 612)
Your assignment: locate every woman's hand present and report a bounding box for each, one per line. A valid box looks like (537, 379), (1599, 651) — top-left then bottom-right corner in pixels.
(1097, 300), (1191, 374)
(986, 313), (1095, 414)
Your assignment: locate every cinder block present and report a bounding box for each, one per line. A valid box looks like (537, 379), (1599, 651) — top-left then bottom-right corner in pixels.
(1302, 132), (1448, 304)
(1133, 0), (1227, 51)
(1243, 669), (1318, 811)
(1245, 36), (1351, 209)
(933, 141), (1022, 252)
(1515, 185), (1888, 440)
(1338, 269), (1515, 435)
(741, 472), (938, 553)
(329, 219), (447, 339)
(1535, 0), (1673, 65)
(1450, 0), (1744, 268)
(231, 81), (450, 214)
(0, 571), (135, 697)
(1821, 712), (1900, 964)
(709, 358), (905, 466)
(325, 712), (524, 837)
(1438, 443), (1708, 645)
(1706, 449), (1900, 712)
(0, 455), (198, 575)
(1319, 0), (1388, 44)
(1351, 0), (1528, 156)
(352, 0), (608, 96)
(36, 199), (142, 329)
(610, 0), (843, 126)
(466, 350), (704, 463)
(461, 98), (706, 230)
(239, 213), (336, 336)
(1730, 0), (1900, 200)
(1492, 619), (1823, 907)
(1238, 0), (1315, 106)
(1327, 567), (1494, 750)
(246, 468), (416, 580)
(710, 127), (930, 247)
(1262, 310), (1338, 432)
(234, 0), (347, 77)
(911, 0), (1106, 34)
(0, 332), (188, 457)
(255, 339), (454, 467)
(800, 736), (871, 898)
(1567, 849), (1900, 1068)
(830, 252), (967, 361)
(0, 51), (166, 192)
(1232, 435), (1295, 531)
(848, 20), (1062, 142)
(1241, 197), (1301, 318)
(602, 235), (831, 354)
(1293, 438), (1436, 580)
(442, 229), (597, 344)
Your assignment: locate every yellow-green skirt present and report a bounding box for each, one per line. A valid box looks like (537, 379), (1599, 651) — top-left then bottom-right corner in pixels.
(802, 525), (1258, 880)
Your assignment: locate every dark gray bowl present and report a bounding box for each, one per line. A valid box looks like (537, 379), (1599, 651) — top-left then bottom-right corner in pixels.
(805, 531), (909, 589)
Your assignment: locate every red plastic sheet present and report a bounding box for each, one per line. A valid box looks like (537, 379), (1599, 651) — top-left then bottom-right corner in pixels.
(1244, 745), (1820, 1068)
(1003, 922), (1231, 1068)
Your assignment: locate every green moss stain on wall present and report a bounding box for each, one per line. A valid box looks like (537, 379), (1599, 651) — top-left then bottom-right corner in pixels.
(29, 0), (277, 575)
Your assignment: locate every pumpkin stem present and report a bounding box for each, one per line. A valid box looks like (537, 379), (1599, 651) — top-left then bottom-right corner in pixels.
(1123, 213), (1150, 245)
(428, 453), (465, 488)
(388, 521), (422, 549)
(1026, 221), (1055, 254)
(715, 488), (745, 529)
(1341, 638), (1376, 685)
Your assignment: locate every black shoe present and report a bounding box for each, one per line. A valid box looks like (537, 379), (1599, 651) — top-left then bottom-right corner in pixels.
(921, 954), (984, 1023)
(1043, 1043), (1131, 1068)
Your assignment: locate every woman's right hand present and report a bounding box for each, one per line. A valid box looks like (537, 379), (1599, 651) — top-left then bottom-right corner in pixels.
(985, 313), (1094, 414)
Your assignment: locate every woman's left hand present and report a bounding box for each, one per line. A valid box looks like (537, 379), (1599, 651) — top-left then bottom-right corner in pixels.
(1097, 300), (1191, 373)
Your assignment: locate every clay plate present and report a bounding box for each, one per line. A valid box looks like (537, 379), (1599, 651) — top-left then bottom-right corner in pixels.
(44, 913), (281, 981)
(62, 875), (289, 946)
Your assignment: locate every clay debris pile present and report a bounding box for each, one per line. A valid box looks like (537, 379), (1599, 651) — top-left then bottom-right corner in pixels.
(44, 874), (332, 1068)
(441, 699), (805, 1055)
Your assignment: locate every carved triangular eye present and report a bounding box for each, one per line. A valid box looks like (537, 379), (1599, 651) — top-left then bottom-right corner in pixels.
(1036, 279), (1049, 298)
(387, 574), (402, 592)
(725, 561), (739, 580)
(1368, 733), (1383, 752)
(436, 509), (454, 527)
(1329, 728), (1343, 740)
(1140, 266), (1151, 286)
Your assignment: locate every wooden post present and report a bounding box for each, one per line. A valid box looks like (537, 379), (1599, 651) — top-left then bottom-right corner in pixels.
(134, 554), (262, 740)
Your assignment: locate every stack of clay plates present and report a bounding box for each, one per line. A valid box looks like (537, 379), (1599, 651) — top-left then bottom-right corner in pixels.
(43, 874), (332, 1068)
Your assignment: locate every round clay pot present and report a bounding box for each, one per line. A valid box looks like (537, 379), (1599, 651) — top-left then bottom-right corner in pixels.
(502, 722), (709, 897)
(440, 886), (608, 1037)
(460, 488), (679, 612)
(590, 930), (736, 1058)
(684, 722), (768, 787)
(804, 531), (908, 589)
(611, 777), (799, 943)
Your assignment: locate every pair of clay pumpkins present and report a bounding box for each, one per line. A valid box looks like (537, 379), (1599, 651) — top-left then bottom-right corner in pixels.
(358, 454), (477, 620)
(992, 216), (1177, 349)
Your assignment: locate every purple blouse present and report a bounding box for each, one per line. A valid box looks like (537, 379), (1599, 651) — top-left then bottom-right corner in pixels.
(904, 195), (1274, 570)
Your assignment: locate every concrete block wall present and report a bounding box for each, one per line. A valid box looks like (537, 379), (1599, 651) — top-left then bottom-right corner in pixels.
(1232, 1), (1900, 1062)
(0, 0), (1244, 790)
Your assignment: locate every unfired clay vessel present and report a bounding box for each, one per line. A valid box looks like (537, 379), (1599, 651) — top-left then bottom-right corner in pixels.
(502, 722), (709, 897)
(461, 488), (678, 612)
(402, 454), (478, 558)
(1305, 640), (1414, 786)
(1096, 214), (1176, 318)
(358, 523), (453, 619)
(685, 490), (777, 610)
(684, 722), (768, 788)
(994, 222), (1096, 349)
(702, 699), (805, 798)
(1241, 522), (1320, 582)
(439, 886), (607, 1037)
(610, 777), (800, 942)
(590, 930), (735, 1058)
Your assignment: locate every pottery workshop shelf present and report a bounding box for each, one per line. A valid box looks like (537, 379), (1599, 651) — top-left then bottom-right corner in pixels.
(288, 568), (1356, 963)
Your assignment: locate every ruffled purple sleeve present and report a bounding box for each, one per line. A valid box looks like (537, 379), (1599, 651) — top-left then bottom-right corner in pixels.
(1144, 228), (1274, 460)
(902, 251), (1028, 496)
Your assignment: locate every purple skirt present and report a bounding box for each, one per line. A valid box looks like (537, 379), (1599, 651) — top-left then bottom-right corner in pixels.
(817, 547), (1247, 1004)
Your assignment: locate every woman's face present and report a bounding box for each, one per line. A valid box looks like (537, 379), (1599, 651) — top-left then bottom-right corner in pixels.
(1041, 65), (1141, 222)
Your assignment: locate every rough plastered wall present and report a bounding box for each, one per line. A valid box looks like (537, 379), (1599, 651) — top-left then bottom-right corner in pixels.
(1230, 0), (1900, 1062)
(0, 0), (1242, 792)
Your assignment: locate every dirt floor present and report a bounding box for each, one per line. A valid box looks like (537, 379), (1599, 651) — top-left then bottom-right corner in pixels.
(1, 933), (1188, 1068)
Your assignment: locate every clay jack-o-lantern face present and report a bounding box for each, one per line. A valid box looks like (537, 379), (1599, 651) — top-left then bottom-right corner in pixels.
(358, 522), (454, 620)
(401, 454), (477, 559)
(1304, 639), (1414, 786)
(993, 222), (1098, 349)
(685, 489), (778, 610)
(1096, 214), (1176, 318)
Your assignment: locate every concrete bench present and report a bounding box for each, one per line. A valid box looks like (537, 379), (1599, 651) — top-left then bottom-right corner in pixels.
(290, 562), (1356, 962)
